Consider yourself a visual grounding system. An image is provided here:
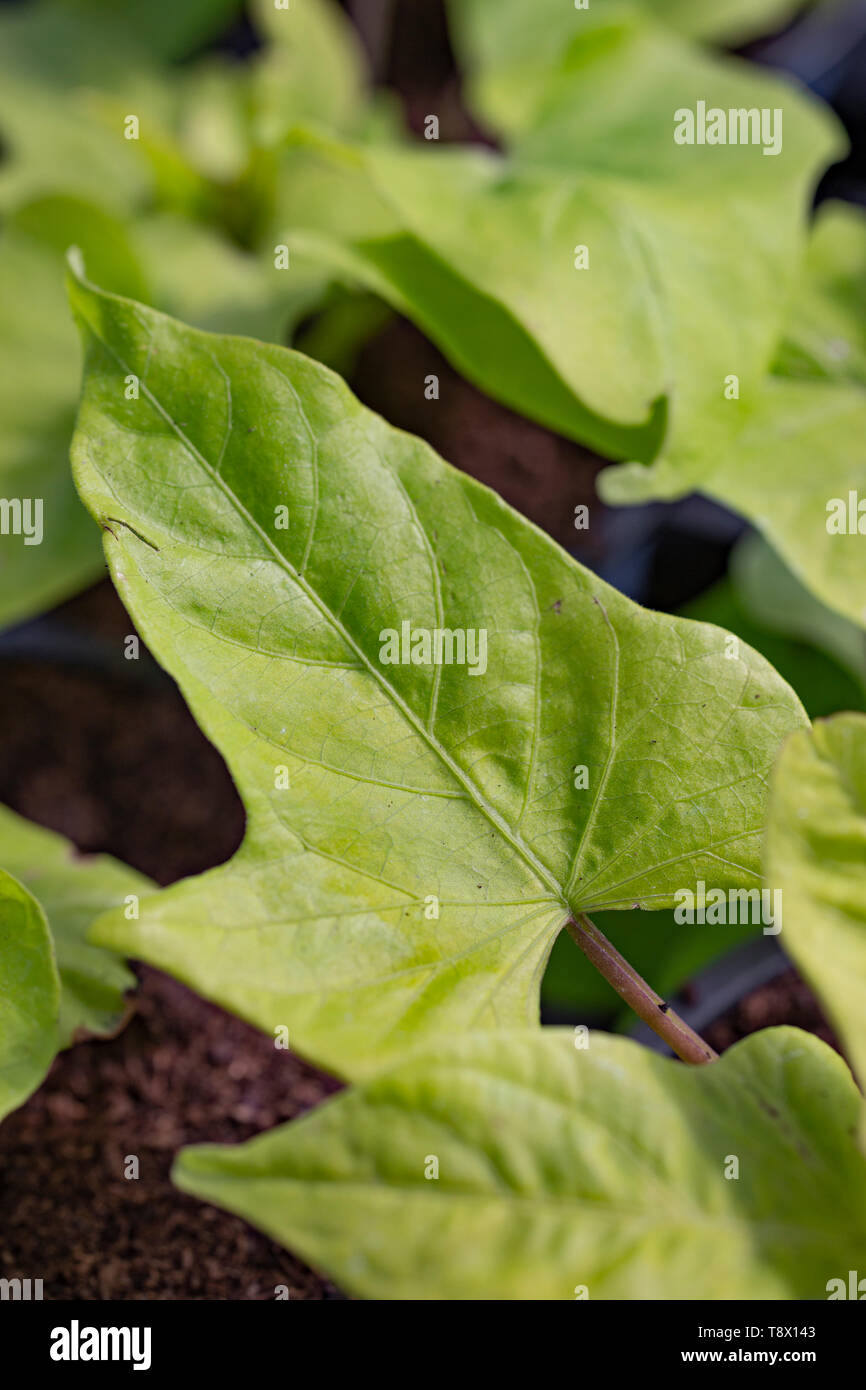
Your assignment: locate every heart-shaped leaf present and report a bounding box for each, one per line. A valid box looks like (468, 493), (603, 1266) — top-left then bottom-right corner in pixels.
(274, 10), (840, 468)
(0, 869), (60, 1124)
(766, 714), (866, 1139)
(0, 804), (147, 1046)
(276, 7), (853, 625)
(175, 1026), (866, 1299)
(68, 269), (806, 1078)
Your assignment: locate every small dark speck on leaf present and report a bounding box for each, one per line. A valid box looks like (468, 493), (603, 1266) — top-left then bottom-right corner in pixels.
(550, 599), (562, 614)
(649, 739), (657, 744)
(658, 1002), (670, 1014)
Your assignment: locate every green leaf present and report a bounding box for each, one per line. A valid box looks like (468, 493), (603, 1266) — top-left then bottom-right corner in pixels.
(175, 57), (253, 186)
(0, 200), (142, 630)
(601, 204), (866, 628)
(0, 805), (146, 1046)
(640, 0), (823, 43)
(274, 12), (840, 465)
(447, 1), (834, 145)
(50, 0), (245, 62)
(174, 1026), (866, 1299)
(0, 870), (60, 1124)
(766, 715), (866, 1141)
(774, 200), (866, 388)
(683, 537), (866, 720)
(68, 270), (807, 1079)
(0, 4), (163, 213)
(132, 213), (325, 343)
(545, 549), (866, 1021)
(249, 0), (368, 144)
(0, 196), (324, 631)
(449, 0), (826, 103)
(730, 533), (866, 693)
(275, 6), (852, 626)
(637, 0), (822, 43)
(276, 131), (667, 461)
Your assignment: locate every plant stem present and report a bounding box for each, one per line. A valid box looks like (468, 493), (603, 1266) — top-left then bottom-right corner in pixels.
(565, 914), (718, 1065)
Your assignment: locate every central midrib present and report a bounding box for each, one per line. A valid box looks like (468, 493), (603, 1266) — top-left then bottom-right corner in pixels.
(87, 305), (573, 916)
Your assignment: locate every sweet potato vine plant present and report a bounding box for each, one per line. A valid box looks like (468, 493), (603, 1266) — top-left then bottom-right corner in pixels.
(4, 262), (865, 1301)
(1, 0), (866, 1302)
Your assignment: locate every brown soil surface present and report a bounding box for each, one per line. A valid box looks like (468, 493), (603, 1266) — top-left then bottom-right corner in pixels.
(0, 966), (342, 1300)
(352, 317), (606, 557)
(704, 968), (842, 1057)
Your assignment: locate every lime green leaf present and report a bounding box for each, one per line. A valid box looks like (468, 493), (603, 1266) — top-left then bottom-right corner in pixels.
(601, 201), (866, 627)
(0, 4), (164, 213)
(132, 213), (325, 343)
(249, 0), (368, 144)
(682, 539), (866, 720)
(774, 200), (866, 387)
(701, 378), (866, 627)
(0, 870), (60, 1124)
(730, 533), (866, 693)
(0, 199), (146, 630)
(637, 0), (822, 43)
(275, 12), (840, 465)
(175, 1026), (866, 1299)
(542, 553), (866, 1018)
(0, 196), (324, 631)
(0, 805), (147, 1046)
(447, 1), (834, 145)
(277, 131), (667, 460)
(68, 271), (806, 1078)
(176, 58), (252, 186)
(766, 715), (866, 1138)
(449, 1), (825, 109)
